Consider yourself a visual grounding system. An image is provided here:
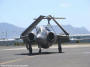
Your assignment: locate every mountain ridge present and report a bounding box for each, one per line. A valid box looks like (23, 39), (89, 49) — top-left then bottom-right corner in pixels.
(0, 23), (90, 38)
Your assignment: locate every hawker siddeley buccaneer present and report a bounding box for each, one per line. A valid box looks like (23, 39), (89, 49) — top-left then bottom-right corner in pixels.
(20, 15), (69, 55)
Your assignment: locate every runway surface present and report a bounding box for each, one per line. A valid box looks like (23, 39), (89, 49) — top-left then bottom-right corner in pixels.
(0, 44), (90, 67)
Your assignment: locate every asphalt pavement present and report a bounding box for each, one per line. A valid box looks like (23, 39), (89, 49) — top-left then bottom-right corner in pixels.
(0, 44), (90, 67)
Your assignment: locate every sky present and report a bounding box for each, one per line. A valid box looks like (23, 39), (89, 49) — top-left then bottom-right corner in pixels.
(0, 0), (90, 30)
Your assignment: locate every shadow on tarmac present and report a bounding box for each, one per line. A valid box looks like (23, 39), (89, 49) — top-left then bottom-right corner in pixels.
(15, 52), (64, 56)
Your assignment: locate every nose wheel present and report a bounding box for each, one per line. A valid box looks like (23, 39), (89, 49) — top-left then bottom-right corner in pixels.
(38, 45), (41, 54)
(39, 48), (41, 54)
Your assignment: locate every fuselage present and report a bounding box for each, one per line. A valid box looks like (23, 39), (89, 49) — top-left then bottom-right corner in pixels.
(29, 26), (56, 49)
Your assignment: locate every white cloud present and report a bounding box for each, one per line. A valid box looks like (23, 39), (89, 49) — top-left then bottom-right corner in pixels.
(60, 3), (71, 8)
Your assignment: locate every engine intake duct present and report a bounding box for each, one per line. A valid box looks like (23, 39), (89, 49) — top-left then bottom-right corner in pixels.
(28, 33), (35, 41)
(47, 32), (55, 42)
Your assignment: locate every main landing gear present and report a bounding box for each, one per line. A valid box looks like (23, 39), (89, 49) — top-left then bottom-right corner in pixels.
(58, 38), (62, 53)
(28, 43), (32, 55)
(28, 43), (42, 55)
(28, 38), (62, 55)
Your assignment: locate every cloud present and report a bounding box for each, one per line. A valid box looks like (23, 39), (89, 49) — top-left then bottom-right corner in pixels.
(60, 3), (71, 8)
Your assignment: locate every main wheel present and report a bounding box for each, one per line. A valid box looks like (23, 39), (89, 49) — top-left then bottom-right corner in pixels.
(28, 43), (32, 55)
(58, 38), (62, 53)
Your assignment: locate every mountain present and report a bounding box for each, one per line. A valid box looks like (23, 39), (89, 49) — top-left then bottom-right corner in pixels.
(45, 25), (90, 35)
(0, 23), (90, 38)
(63, 25), (90, 35)
(0, 23), (24, 38)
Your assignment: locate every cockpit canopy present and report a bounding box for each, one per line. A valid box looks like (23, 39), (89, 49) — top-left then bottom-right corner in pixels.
(35, 26), (51, 34)
(45, 27), (51, 31)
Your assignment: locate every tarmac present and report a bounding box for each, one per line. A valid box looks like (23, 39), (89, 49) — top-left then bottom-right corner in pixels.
(0, 43), (90, 67)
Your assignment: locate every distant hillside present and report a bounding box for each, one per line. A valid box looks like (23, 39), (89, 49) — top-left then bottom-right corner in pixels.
(63, 25), (90, 34)
(0, 23), (90, 38)
(0, 23), (24, 38)
(42, 25), (90, 35)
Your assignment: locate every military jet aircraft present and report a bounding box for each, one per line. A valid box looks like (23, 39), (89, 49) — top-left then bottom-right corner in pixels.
(20, 15), (69, 54)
